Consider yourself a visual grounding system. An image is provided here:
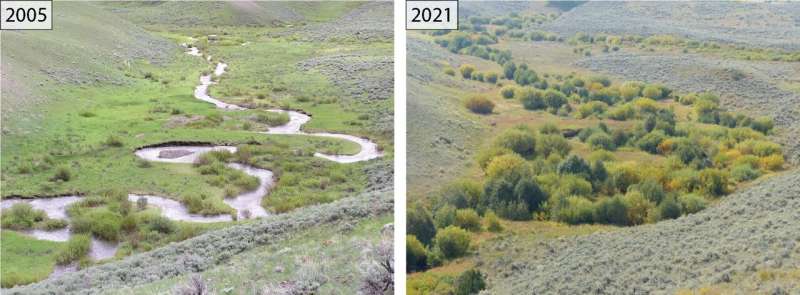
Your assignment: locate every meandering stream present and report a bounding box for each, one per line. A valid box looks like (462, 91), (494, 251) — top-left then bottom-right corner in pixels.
(0, 44), (382, 266)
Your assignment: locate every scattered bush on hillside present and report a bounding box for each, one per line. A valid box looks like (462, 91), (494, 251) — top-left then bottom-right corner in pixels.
(577, 101), (608, 118)
(407, 235), (428, 272)
(464, 96), (495, 114)
(760, 154), (784, 171)
(435, 226), (471, 259)
(587, 133), (615, 151)
(557, 155), (591, 178)
(476, 146), (512, 170)
(493, 128), (536, 157)
(593, 196), (629, 225)
(441, 180), (483, 210)
(637, 131), (667, 154)
(434, 205), (457, 229)
(454, 269), (486, 295)
(485, 72), (498, 83)
(500, 85), (516, 99)
(459, 64), (476, 79)
(454, 209), (482, 232)
(553, 196), (594, 224)
(621, 191), (654, 225)
(698, 169), (727, 197)
(749, 117), (774, 134)
(536, 134), (571, 158)
(677, 194), (707, 215)
(408, 204), (437, 245)
(543, 89), (568, 110)
(444, 67), (455, 76)
(731, 164), (760, 181)
(654, 196), (681, 221)
(517, 87), (546, 110)
(484, 211), (503, 232)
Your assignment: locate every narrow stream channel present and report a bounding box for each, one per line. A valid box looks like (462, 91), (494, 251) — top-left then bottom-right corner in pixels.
(0, 43), (383, 271)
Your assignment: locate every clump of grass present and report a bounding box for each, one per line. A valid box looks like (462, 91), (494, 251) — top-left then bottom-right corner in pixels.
(135, 158), (152, 168)
(256, 112), (290, 126)
(51, 166), (73, 182)
(56, 234), (91, 265)
(78, 110), (96, 118)
(37, 219), (69, 230)
(1, 203), (47, 230)
(104, 135), (123, 147)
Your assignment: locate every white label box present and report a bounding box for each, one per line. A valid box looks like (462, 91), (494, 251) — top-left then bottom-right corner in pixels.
(1, 0), (53, 30)
(406, 0), (458, 30)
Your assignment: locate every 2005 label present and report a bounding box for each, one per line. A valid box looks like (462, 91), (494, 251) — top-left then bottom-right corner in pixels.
(1, 1), (52, 30)
(406, 1), (458, 30)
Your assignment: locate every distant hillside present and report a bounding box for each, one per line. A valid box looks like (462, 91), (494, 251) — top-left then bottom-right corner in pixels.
(98, 1), (366, 27)
(544, 1), (800, 51)
(1, 1), (177, 133)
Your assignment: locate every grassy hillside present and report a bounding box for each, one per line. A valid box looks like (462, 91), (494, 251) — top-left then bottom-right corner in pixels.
(0, 1), (176, 134)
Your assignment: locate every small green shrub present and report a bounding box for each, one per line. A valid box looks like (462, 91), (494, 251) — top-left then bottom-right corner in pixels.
(493, 128), (536, 157)
(444, 67), (456, 76)
(587, 133), (615, 151)
(731, 164), (761, 182)
(593, 196), (629, 225)
(517, 88), (546, 110)
(655, 196), (681, 220)
(408, 204), (437, 245)
(485, 72), (499, 83)
(435, 226), (471, 259)
(553, 196), (594, 224)
(500, 86), (516, 99)
(698, 169), (727, 197)
(677, 194), (707, 214)
(407, 235), (428, 272)
(557, 154), (591, 177)
(464, 96), (495, 114)
(434, 205), (457, 229)
(459, 64), (476, 79)
(536, 134), (571, 158)
(454, 269), (486, 295)
(484, 211), (503, 232)
(454, 209), (482, 232)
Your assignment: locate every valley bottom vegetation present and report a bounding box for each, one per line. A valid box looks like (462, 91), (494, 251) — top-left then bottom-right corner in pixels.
(407, 1), (799, 294)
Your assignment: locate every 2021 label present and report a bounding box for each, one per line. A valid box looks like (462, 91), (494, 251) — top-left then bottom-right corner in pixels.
(406, 1), (458, 30)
